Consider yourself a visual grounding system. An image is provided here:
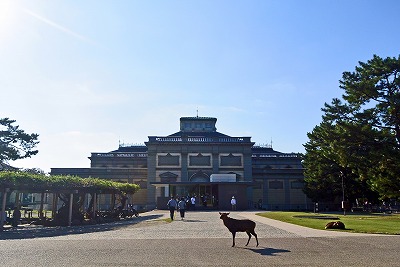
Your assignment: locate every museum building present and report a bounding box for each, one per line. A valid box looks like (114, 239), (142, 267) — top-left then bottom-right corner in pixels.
(51, 116), (311, 211)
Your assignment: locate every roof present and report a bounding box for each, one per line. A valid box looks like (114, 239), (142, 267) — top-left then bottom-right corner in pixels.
(251, 146), (283, 154)
(111, 145), (148, 153)
(180, 117), (217, 121)
(168, 131), (230, 138)
(0, 162), (19, 171)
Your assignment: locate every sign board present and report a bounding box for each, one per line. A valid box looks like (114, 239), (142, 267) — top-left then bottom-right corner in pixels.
(210, 174), (236, 182)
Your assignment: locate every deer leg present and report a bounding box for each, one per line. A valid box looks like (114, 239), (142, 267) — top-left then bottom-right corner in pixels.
(245, 231), (252, 246)
(251, 230), (259, 247)
(231, 232), (236, 247)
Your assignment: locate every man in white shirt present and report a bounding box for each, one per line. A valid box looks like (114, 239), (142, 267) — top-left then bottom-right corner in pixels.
(190, 196), (196, 210)
(231, 196), (237, 211)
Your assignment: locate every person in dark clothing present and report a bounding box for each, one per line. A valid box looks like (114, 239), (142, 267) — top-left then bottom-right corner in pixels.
(202, 195), (207, 207)
(167, 196), (177, 220)
(12, 207), (21, 227)
(178, 197), (186, 220)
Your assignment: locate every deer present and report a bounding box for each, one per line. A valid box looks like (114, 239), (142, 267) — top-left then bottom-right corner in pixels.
(325, 221), (345, 229)
(219, 212), (259, 247)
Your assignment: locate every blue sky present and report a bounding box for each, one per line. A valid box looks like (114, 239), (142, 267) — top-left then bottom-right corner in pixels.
(1, 0), (399, 173)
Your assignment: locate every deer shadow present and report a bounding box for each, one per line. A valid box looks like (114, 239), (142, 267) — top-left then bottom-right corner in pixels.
(239, 246), (290, 256)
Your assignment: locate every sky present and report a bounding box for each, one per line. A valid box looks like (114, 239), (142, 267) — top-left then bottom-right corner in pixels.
(1, 0), (399, 173)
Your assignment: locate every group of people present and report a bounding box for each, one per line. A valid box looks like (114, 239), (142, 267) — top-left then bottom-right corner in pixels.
(167, 195), (238, 220)
(167, 195), (198, 220)
(167, 196), (186, 220)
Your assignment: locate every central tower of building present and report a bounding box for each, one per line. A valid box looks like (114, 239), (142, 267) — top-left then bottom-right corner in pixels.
(145, 116), (254, 210)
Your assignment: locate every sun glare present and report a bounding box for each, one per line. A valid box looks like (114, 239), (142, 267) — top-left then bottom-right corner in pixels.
(0, 1), (20, 36)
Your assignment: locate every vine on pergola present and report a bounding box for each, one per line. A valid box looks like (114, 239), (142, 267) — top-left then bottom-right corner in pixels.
(0, 171), (140, 227)
(0, 171), (140, 194)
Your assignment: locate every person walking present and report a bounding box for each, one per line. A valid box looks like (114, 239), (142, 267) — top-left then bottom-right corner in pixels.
(178, 197), (186, 220)
(202, 195), (207, 207)
(231, 196), (237, 211)
(167, 196), (178, 220)
(191, 195), (196, 211)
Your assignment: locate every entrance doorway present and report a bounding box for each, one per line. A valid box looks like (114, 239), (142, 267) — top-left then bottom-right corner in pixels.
(172, 184), (219, 209)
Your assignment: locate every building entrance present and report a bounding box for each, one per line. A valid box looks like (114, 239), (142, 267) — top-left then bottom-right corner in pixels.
(172, 184), (219, 209)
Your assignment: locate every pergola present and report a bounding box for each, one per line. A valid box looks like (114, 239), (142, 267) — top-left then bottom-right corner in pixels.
(0, 171), (140, 231)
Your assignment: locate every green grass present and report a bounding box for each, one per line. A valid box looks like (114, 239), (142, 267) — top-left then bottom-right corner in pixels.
(257, 211), (400, 235)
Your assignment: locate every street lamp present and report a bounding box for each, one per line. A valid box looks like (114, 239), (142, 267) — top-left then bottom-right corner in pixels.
(340, 171), (346, 216)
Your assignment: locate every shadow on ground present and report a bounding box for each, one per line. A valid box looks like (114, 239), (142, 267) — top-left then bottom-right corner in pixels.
(182, 219), (207, 223)
(245, 246), (291, 256)
(0, 214), (164, 240)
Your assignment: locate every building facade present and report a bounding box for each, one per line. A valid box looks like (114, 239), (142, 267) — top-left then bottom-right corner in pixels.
(51, 116), (311, 211)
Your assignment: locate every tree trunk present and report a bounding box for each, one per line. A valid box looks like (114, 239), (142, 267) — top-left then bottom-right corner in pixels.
(15, 192), (20, 208)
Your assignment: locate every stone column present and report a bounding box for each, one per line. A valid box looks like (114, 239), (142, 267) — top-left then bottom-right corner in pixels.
(68, 192), (73, 227)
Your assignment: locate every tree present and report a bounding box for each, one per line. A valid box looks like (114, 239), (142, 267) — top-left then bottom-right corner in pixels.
(324, 55), (400, 146)
(303, 55), (400, 202)
(303, 122), (341, 203)
(303, 121), (380, 203)
(0, 118), (39, 163)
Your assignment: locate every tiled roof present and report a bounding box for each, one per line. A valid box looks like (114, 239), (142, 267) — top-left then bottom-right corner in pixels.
(0, 162), (18, 171)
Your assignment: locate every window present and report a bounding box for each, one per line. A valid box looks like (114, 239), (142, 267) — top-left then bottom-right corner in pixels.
(157, 153), (180, 166)
(189, 153), (211, 166)
(291, 181), (304, 189)
(220, 153), (242, 167)
(269, 180), (283, 189)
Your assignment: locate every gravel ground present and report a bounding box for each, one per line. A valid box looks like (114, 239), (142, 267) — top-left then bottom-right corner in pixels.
(1, 210), (299, 240)
(1, 210), (399, 267)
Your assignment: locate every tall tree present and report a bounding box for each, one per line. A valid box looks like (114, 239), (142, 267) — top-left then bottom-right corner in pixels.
(304, 55), (400, 202)
(324, 55), (400, 146)
(303, 121), (380, 203)
(0, 118), (39, 163)
(303, 122), (343, 203)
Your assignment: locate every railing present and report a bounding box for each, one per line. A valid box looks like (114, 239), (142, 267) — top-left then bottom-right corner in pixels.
(91, 153), (148, 158)
(148, 136), (252, 143)
(154, 137), (182, 142)
(252, 153), (301, 158)
(119, 143), (145, 147)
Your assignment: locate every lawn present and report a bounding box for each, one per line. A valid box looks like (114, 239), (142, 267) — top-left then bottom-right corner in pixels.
(257, 211), (400, 235)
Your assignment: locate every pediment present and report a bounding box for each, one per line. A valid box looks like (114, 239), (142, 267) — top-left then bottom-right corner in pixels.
(190, 170), (210, 182)
(159, 171), (178, 182)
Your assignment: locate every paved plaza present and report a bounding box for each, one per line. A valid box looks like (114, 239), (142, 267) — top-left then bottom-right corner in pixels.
(0, 210), (399, 266)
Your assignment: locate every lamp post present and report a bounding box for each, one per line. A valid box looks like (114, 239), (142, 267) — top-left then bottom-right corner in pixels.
(340, 171), (345, 216)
